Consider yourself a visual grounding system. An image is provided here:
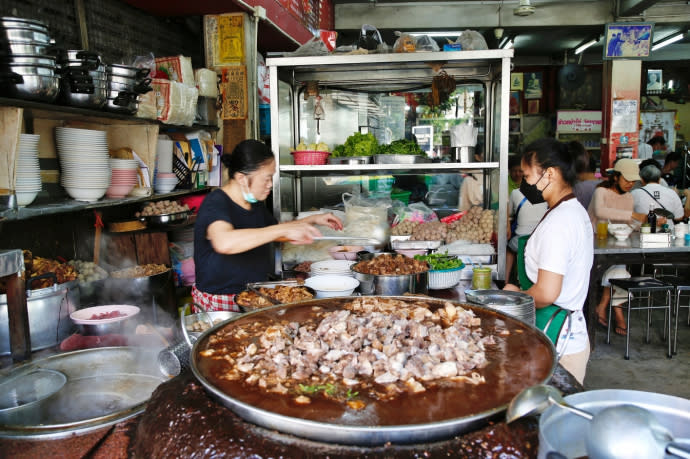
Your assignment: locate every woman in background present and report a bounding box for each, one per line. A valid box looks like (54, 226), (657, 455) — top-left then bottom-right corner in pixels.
(193, 139), (342, 312)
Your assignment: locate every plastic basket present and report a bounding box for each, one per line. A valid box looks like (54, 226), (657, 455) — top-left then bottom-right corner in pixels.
(291, 150), (330, 165)
(428, 266), (464, 289)
(391, 189), (411, 205)
(173, 155), (192, 188)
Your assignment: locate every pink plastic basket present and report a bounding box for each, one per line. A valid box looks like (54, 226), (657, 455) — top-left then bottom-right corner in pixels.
(291, 150), (330, 165)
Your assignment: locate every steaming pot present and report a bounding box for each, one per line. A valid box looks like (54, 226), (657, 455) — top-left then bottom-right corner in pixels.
(0, 278), (79, 355)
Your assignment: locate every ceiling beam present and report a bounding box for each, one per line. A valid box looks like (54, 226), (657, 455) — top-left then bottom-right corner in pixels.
(618, 0), (660, 18)
(335, 2), (614, 30)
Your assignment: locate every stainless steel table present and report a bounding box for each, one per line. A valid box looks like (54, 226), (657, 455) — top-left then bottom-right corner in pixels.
(587, 233), (690, 346)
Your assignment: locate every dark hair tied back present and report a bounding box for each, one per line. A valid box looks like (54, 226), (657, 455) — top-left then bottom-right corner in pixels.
(522, 138), (579, 187)
(221, 139), (275, 178)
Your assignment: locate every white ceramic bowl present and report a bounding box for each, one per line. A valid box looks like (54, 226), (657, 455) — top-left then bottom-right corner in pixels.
(304, 275), (360, 298)
(63, 186), (107, 201)
(608, 224), (632, 239)
(15, 190), (38, 206)
(328, 245), (364, 260)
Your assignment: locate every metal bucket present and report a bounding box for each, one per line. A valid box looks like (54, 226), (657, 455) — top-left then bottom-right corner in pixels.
(0, 280), (79, 355)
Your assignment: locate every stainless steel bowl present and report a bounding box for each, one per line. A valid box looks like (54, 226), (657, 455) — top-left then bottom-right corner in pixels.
(0, 73), (60, 102)
(328, 156), (371, 165)
(139, 210), (189, 226)
(1, 28), (52, 44)
(351, 254), (429, 295)
(0, 369), (67, 426)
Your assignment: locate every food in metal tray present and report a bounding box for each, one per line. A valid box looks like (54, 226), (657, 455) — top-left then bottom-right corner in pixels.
(390, 220), (420, 236)
(198, 297), (492, 409)
(353, 253), (428, 276)
(446, 206), (496, 243)
(110, 263), (169, 278)
(410, 221), (448, 241)
(236, 285), (314, 309)
(136, 199), (189, 217)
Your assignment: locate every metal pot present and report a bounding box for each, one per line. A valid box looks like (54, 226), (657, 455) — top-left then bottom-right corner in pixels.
(0, 72), (59, 102)
(352, 269), (428, 295)
(3, 63), (55, 76)
(109, 78), (151, 94)
(60, 49), (101, 70)
(1, 17), (49, 32)
(104, 90), (138, 114)
(538, 389), (690, 459)
(0, 28), (52, 44)
(0, 277), (79, 356)
(60, 78), (108, 108)
(100, 269), (172, 321)
(0, 41), (52, 56)
(0, 368), (67, 426)
(108, 63), (149, 79)
(0, 54), (55, 66)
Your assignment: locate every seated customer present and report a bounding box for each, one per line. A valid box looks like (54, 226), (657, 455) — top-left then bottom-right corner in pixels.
(661, 151), (682, 187)
(572, 142), (600, 209)
(632, 164), (685, 221)
(588, 159), (647, 336)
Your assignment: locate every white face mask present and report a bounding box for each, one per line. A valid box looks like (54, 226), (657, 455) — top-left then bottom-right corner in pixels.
(240, 178), (258, 204)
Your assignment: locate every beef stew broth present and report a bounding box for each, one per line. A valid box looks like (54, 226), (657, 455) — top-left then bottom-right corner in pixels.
(195, 297), (554, 426)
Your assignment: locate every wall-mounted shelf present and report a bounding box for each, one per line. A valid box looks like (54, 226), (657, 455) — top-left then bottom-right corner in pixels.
(279, 162), (499, 177)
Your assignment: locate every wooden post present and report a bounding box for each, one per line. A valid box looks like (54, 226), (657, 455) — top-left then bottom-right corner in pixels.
(7, 272), (30, 362)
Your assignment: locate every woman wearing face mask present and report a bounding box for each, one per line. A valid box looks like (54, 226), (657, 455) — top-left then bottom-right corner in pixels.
(588, 159), (647, 336)
(192, 139), (342, 312)
(503, 138), (593, 384)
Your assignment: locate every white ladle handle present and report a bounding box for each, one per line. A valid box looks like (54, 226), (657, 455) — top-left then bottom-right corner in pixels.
(667, 442), (690, 459)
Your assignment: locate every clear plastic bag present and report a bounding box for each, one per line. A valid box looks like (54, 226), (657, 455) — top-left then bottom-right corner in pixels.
(357, 24), (390, 53)
(393, 31), (416, 53)
(342, 192), (391, 242)
(455, 30), (488, 51)
(392, 201), (439, 225)
(414, 35), (440, 52)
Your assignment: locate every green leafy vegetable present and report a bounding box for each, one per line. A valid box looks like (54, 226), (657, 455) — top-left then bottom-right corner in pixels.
(331, 132), (379, 157)
(413, 252), (464, 271)
(376, 139), (424, 156)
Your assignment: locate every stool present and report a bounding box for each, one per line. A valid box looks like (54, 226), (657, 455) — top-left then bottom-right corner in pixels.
(607, 277), (674, 359)
(654, 275), (690, 355)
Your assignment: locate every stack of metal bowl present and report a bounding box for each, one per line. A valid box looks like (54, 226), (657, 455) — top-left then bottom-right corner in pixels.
(0, 16), (59, 102)
(464, 289), (536, 326)
(58, 50), (108, 109)
(105, 63), (151, 114)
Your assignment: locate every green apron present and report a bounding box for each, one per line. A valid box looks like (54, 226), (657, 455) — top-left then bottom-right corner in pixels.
(517, 234), (571, 346)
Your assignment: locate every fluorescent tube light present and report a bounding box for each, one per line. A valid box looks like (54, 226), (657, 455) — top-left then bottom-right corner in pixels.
(501, 39), (514, 49)
(652, 32), (684, 51)
(408, 31), (463, 37)
(575, 39), (597, 55)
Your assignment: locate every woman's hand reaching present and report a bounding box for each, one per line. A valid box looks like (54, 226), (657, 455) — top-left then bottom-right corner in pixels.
(303, 212), (344, 231)
(281, 220), (323, 245)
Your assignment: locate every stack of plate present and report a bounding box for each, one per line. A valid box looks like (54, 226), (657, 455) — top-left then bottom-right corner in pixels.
(107, 158), (138, 198)
(56, 126), (110, 202)
(154, 172), (178, 194)
(310, 260), (357, 278)
(464, 289), (536, 326)
(15, 133), (42, 206)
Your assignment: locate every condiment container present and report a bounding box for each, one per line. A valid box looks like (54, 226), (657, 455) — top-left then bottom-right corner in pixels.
(471, 267), (492, 290)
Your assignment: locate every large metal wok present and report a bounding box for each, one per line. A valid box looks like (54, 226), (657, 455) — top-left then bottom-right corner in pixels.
(191, 296), (556, 446)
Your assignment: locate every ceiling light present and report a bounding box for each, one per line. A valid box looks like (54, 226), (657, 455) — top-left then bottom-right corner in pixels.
(652, 32), (685, 51)
(575, 39), (598, 55)
(408, 31), (463, 38)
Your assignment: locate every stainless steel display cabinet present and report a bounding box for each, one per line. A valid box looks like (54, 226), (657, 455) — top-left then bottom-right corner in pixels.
(267, 50), (513, 279)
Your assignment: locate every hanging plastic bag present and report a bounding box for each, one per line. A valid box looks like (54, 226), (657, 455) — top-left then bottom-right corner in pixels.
(393, 31), (416, 53)
(414, 35), (440, 52)
(342, 192), (391, 243)
(357, 24), (390, 53)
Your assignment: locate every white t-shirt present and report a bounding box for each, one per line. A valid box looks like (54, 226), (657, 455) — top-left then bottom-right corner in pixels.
(524, 198), (593, 355)
(509, 188), (548, 235)
(638, 143), (654, 160)
(632, 183), (685, 219)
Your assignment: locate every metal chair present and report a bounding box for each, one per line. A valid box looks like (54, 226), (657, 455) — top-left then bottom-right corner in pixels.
(654, 275), (690, 355)
(607, 277), (674, 359)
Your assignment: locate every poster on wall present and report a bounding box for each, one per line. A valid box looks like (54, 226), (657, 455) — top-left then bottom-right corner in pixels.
(509, 91), (520, 115)
(611, 99), (638, 133)
(524, 72), (542, 99)
(646, 69), (663, 93)
(510, 73), (523, 90)
(640, 110), (677, 153)
(603, 22), (653, 59)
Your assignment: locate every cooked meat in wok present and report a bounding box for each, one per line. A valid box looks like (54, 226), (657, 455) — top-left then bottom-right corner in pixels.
(199, 297), (494, 408)
(353, 254), (429, 276)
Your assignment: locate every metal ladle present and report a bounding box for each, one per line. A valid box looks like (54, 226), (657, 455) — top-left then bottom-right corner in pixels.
(505, 384), (593, 424)
(586, 404), (690, 459)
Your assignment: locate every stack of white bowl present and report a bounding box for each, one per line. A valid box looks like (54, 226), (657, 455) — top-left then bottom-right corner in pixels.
(154, 172), (178, 194)
(15, 133), (42, 206)
(106, 158), (138, 198)
(310, 260), (357, 278)
(56, 126), (110, 202)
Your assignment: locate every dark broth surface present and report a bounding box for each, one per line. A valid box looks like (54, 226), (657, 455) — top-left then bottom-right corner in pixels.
(195, 297), (554, 426)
